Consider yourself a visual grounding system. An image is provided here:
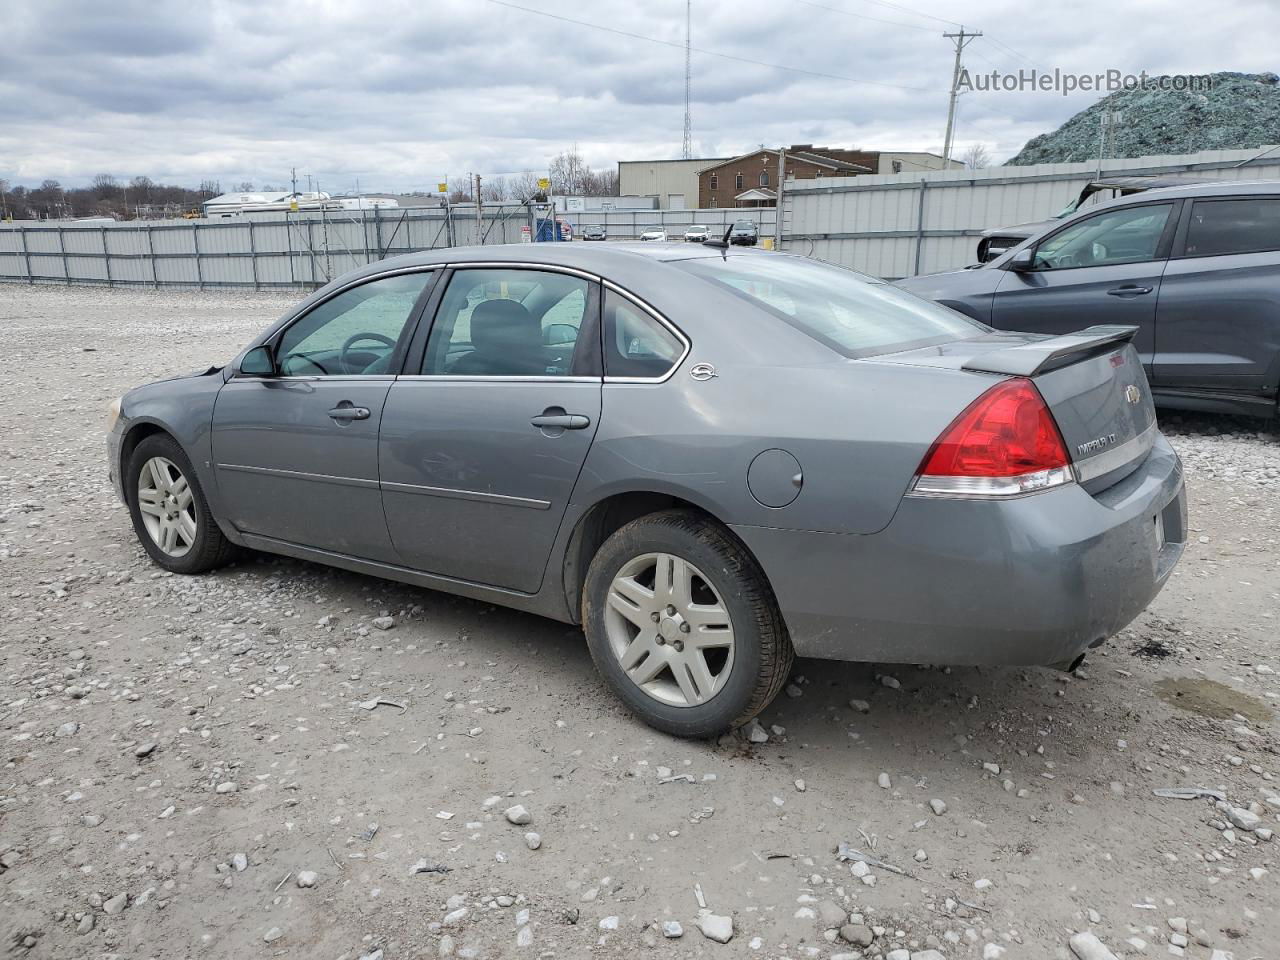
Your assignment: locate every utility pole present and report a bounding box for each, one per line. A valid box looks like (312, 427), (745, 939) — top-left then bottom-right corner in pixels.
(474, 173), (483, 241)
(291, 167), (297, 196)
(774, 148), (786, 250)
(682, 0), (692, 159)
(941, 27), (981, 166)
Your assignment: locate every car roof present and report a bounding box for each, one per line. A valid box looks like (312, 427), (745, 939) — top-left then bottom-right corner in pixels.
(1100, 178), (1280, 203)
(378, 241), (764, 272)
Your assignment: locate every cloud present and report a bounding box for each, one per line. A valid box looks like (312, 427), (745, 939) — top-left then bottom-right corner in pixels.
(1, 0), (1274, 192)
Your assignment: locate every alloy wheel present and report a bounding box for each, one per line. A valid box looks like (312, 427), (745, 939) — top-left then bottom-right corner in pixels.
(603, 552), (735, 707)
(136, 456), (197, 557)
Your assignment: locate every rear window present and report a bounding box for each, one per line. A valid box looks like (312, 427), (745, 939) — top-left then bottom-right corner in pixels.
(1184, 198), (1280, 257)
(677, 255), (985, 358)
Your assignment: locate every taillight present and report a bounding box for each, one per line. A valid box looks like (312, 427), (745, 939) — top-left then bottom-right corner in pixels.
(910, 378), (1074, 498)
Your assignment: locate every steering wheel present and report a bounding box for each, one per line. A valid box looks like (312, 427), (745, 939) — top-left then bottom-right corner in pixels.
(340, 332), (397, 373)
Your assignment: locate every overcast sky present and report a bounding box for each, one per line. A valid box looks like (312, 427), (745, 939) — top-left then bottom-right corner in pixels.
(2, 0), (1276, 193)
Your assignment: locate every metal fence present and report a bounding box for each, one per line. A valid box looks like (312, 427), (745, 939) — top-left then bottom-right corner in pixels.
(0, 204), (776, 289)
(779, 145), (1280, 279)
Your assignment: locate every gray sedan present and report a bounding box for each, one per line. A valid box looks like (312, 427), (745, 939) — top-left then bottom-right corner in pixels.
(107, 243), (1187, 737)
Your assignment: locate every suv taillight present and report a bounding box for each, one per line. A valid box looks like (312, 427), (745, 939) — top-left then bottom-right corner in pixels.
(910, 378), (1074, 498)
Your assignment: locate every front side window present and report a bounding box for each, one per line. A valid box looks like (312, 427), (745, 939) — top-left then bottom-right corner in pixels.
(421, 268), (594, 376)
(677, 255), (983, 359)
(276, 271), (433, 376)
(1032, 203), (1173, 270)
(1184, 198), (1280, 257)
(603, 290), (685, 379)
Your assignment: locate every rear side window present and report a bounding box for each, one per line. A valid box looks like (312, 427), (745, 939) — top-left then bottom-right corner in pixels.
(1184, 198), (1280, 257)
(603, 290), (686, 379)
(677, 256), (983, 359)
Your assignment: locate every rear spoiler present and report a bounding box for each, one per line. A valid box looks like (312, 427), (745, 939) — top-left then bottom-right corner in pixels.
(962, 325), (1139, 377)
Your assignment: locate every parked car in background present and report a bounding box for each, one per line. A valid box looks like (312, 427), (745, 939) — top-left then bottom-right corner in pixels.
(639, 225), (668, 241)
(898, 181), (1280, 419)
(976, 175), (1220, 262)
(107, 243), (1186, 737)
(729, 220), (758, 246)
(684, 225), (711, 243)
(582, 224), (607, 241)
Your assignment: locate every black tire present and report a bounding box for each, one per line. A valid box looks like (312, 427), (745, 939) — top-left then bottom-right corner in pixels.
(126, 433), (237, 574)
(582, 509), (794, 738)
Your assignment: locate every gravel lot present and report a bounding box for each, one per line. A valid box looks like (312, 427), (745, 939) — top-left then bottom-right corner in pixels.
(1, 284), (1277, 960)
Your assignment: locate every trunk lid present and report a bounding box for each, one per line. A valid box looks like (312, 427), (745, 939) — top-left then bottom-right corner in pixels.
(875, 326), (1158, 493)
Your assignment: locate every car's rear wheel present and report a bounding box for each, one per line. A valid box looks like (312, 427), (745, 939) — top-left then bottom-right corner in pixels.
(126, 433), (236, 574)
(582, 510), (793, 737)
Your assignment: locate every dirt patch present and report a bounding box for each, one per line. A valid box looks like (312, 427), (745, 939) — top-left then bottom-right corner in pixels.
(1154, 676), (1273, 724)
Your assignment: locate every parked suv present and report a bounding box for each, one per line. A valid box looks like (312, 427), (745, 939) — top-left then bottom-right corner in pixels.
(729, 220), (758, 246)
(898, 181), (1280, 418)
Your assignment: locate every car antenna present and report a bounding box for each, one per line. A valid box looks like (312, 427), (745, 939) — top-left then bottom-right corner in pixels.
(703, 223), (732, 251)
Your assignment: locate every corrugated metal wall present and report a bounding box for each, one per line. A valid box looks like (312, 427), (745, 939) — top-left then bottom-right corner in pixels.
(0, 205), (776, 289)
(781, 146), (1280, 278)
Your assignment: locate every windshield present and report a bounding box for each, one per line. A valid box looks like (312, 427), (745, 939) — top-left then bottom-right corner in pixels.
(733, 221), (754, 229)
(677, 255), (985, 358)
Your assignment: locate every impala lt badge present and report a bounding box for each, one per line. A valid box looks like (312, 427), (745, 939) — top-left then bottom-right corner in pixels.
(1077, 433), (1118, 456)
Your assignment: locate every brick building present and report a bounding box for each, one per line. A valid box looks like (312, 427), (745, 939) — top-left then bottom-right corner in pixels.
(696, 146), (959, 208)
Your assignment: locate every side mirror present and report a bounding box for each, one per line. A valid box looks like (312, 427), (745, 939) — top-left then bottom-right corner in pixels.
(1010, 248), (1035, 272)
(239, 344), (277, 376)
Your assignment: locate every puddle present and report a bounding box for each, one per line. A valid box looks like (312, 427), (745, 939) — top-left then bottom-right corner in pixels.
(1154, 677), (1272, 725)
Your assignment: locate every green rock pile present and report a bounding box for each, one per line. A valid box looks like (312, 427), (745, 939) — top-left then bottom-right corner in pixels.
(1007, 71), (1280, 165)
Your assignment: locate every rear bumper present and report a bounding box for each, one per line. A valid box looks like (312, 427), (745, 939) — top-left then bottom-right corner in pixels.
(731, 433), (1187, 667)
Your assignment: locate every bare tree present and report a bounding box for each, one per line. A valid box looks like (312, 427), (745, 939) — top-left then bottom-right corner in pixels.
(961, 143), (992, 170)
(507, 171), (542, 202)
(91, 174), (119, 198)
(236, 181), (255, 192)
(481, 175), (509, 202)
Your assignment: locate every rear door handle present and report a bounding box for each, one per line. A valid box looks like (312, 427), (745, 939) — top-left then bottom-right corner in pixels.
(531, 413), (591, 429)
(328, 404), (371, 421)
(1106, 285), (1153, 297)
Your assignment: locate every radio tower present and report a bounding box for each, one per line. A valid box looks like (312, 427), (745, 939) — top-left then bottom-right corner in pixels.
(682, 0), (692, 159)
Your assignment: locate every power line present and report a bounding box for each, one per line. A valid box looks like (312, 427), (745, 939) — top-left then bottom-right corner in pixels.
(851, 0), (962, 28)
(790, 0), (934, 32)
(982, 35), (1036, 66)
(486, 0), (938, 92)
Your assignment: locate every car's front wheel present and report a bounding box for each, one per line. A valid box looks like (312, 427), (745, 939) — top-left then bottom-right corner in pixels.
(126, 433), (236, 574)
(582, 510), (793, 737)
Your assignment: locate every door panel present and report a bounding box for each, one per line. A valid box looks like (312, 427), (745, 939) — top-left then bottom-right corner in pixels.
(212, 378), (398, 560)
(380, 266), (603, 594)
(1155, 252), (1280, 388)
(379, 381), (600, 592)
(211, 269), (436, 560)
(991, 262), (1163, 370)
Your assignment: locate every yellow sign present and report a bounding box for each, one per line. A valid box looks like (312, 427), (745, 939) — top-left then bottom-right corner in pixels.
(438, 182), (448, 193)
(537, 178), (550, 191)
(289, 200), (299, 212)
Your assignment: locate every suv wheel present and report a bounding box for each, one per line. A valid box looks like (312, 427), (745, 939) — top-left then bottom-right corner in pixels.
(582, 510), (793, 737)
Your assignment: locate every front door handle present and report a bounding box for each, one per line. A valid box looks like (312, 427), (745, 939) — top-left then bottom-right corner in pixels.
(328, 404), (371, 421)
(531, 413), (591, 430)
(1106, 285), (1153, 297)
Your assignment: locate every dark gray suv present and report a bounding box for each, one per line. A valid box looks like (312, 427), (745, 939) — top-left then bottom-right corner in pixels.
(899, 181), (1280, 418)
